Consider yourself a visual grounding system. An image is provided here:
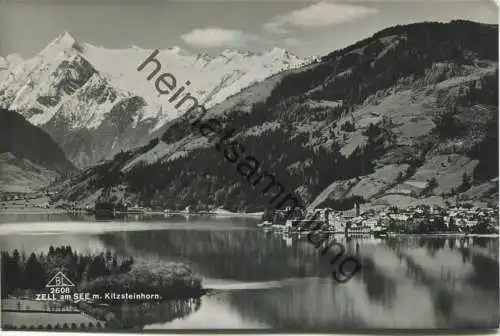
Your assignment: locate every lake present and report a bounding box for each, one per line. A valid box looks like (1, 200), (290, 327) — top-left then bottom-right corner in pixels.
(0, 213), (498, 330)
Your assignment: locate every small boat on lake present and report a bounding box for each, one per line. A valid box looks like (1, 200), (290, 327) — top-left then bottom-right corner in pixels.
(127, 205), (146, 213)
(257, 221), (272, 228)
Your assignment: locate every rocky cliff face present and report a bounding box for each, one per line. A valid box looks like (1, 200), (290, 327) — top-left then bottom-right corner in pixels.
(0, 32), (311, 168)
(54, 21), (498, 210)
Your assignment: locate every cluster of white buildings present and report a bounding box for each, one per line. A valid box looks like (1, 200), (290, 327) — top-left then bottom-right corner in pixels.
(442, 206), (498, 229)
(309, 204), (499, 233)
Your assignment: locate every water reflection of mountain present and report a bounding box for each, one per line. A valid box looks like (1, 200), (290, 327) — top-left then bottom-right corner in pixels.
(107, 298), (201, 329)
(221, 241), (498, 329)
(0, 213), (498, 330)
(99, 230), (352, 281)
(98, 231), (499, 329)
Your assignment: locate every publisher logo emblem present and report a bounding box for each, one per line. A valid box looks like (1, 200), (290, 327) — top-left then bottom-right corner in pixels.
(45, 271), (75, 288)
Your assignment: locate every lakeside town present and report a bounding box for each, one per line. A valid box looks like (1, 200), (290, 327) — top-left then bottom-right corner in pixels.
(263, 203), (499, 236)
(1, 190), (498, 235)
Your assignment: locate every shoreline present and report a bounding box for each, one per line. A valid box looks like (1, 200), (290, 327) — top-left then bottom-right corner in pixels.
(1, 208), (497, 237)
(0, 208), (67, 215)
(388, 233), (499, 238)
(277, 231), (498, 238)
(0, 207), (264, 218)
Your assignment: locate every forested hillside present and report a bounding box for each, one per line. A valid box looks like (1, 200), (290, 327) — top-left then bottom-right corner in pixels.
(54, 20), (499, 211)
(0, 109), (75, 172)
(0, 108), (76, 192)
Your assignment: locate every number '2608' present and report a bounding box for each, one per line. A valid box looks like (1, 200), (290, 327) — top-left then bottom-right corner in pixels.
(49, 287), (71, 294)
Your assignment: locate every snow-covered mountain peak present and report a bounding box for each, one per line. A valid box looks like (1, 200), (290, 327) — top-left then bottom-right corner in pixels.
(165, 46), (190, 56)
(42, 31), (83, 55)
(267, 47), (288, 56)
(196, 50), (213, 62)
(266, 47), (304, 65)
(220, 49), (243, 60)
(217, 47), (303, 66)
(58, 31), (78, 43)
(221, 49), (256, 59)
(0, 32), (312, 167)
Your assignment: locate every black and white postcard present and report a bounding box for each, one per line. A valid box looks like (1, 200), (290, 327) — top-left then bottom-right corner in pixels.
(0, 0), (498, 332)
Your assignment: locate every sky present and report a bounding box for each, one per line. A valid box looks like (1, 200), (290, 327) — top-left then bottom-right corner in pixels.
(0, 0), (498, 58)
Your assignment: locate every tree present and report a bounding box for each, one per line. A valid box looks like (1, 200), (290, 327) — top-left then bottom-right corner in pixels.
(363, 123), (382, 139)
(87, 256), (108, 279)
(429, 217), (447, 232)
(24, 253), (47, 289)
(457, 173), (471, 193)
(112, 256), (119, 274)
(105, 249), (112, 263)
(473, 218), (494, 234)
(423, 177), (438, 195)
(1, 252), (17, 297)
(119, 257), (134, 273)
(448, 217), (459, 232)
(2, 251), (22, 295)
(340, 121), (355, 132)
(434, 112), (461, 139)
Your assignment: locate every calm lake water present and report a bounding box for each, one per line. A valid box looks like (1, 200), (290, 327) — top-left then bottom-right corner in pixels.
(0, 213), (498, 330)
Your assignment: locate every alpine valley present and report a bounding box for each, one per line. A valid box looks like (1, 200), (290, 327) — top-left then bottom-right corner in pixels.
(0, 108), (76, 193)
(4, 20), (500, 211)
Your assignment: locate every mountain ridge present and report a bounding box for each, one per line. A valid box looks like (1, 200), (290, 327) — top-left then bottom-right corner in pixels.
(50, 20), (498, 210)
(0, 108), (76, 192)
